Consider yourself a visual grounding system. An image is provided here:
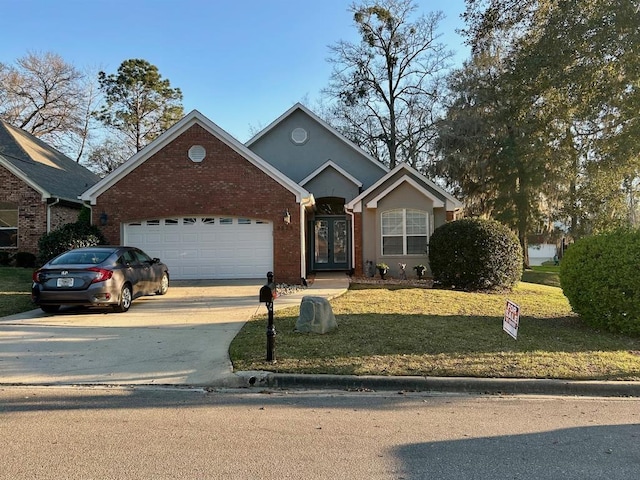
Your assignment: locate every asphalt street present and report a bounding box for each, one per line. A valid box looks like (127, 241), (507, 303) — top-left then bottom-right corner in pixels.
(1, 386), (639, 480)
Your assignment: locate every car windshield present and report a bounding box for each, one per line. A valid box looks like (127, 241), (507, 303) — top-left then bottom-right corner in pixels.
(50, 250), (114, 265)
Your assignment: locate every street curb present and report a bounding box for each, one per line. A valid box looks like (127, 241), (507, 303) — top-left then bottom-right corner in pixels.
(235, 372), (640, 397)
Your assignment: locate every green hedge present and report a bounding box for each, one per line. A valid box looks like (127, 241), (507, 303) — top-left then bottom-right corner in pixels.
(38, 222), (108, 264)
(560, 229), (640, 336)
(429, 218), (523, 291)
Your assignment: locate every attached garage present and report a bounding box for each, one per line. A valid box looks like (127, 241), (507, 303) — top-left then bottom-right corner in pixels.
(123, 216), (273, 280)
(81, 110), (313, 284)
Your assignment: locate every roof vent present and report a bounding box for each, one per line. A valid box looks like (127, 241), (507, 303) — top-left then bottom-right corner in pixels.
(188, 145), (206, 162)
(291, 127), (308, 145)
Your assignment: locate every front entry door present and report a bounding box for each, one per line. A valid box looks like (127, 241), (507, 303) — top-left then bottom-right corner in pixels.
(312, 217), (350, 270)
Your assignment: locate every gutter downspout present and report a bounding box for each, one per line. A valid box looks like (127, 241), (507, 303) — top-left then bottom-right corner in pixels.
(46, 198), (60, 233)
(300, 195), (315, 282)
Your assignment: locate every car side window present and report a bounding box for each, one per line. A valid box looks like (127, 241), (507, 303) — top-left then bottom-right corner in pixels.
(133, 250), (152, 264)
(120, 250), (138, 266)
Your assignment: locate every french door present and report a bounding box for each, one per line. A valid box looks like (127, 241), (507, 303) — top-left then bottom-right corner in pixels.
(312, 216), (350, 270)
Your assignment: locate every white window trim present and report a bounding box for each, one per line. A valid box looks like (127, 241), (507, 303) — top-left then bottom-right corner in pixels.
(0, 203), (18, 249)
(381, 208), (429, 256)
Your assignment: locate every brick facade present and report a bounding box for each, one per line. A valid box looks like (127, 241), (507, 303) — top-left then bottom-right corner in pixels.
(1, 166), (84, 255)
(93, 124), (303, 284)
(0, 166), (83, 255)
(352, 212), (363, 276)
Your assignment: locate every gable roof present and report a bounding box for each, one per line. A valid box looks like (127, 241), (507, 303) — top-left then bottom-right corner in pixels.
(365, 175), (445, 209)
(81, 110), (312, 205)
(0, 120), (99, 203)
(300, 160), (363, 188)
(347, 162), (462, 212)
(82, 110), (313, 205)
(246, 103), (389, 174)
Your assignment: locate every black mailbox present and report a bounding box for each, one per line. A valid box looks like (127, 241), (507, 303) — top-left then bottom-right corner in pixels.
(259, 284), (275, 303)
(259, 271), (276, 303)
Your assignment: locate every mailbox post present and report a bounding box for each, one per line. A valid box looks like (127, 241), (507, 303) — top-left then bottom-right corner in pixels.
(259, 271), (277, 362)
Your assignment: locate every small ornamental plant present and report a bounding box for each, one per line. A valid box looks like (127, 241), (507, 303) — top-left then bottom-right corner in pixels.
(413, 264), (427, 279)
(376, 263), (389, 279)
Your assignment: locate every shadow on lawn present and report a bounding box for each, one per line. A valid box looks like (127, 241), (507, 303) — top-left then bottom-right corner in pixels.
(267, 312), (640, 356)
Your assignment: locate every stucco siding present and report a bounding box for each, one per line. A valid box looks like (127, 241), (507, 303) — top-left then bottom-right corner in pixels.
(248, 109), (386, 189)
(303, 167), (360, 202)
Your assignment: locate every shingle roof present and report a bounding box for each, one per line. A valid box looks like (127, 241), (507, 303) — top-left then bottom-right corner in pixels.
(0, 120), (98, 202)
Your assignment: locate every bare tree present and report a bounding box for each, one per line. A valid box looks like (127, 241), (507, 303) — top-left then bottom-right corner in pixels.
(0, 52), (91, 159)
(324, 0), (452, 169)
(86, 134), (133, 177)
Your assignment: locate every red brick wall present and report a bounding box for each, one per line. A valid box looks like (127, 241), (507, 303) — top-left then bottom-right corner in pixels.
(50, 204), (80, 230)
(352, 212), (363, 276)
(0, 165), (46, 254)
(93, 124), (302, 283)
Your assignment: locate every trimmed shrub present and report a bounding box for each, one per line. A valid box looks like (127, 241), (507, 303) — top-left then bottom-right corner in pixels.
(15, 251), (37, 268)
(0, 251), (11, 266)
(38, 222), (108, 264)
(77, 205), (91, 225)
(429, 218), (523, 291)
(560, 229), (640, 336)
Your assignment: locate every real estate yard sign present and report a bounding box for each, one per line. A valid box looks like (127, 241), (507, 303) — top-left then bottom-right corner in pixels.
(503, 300), (520, 340)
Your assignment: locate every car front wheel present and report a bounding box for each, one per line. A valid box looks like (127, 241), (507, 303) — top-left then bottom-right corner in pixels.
(114, 284), (132, 313)
(156, 272), (169, 295)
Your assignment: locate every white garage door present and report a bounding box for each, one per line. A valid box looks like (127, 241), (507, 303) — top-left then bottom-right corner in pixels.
(123, 216), (273, 280)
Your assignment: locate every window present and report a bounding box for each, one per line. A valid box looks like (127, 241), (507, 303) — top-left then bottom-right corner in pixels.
(219, 218), (233, 225)
(0, 202), (18, 248)
(238, 218), (251, 225)
(381, 209), (428, 256)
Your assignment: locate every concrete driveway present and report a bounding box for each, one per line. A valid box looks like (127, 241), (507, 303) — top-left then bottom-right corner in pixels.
(0, 274), (348, 387)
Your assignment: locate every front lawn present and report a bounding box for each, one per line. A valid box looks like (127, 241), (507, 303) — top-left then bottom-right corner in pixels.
(230, 279), (640, 381)
(521, 265), (561, 288)
(0, 267), (35, 317)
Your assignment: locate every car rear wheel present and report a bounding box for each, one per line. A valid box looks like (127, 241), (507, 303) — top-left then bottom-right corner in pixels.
(114, 284), (132, 313)
(41, 305), (60, 314)
(156, 272), (169, 295)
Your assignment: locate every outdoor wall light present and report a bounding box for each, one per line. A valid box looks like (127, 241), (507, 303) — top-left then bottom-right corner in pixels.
(283, 209), (291, 225)
(99, 212), (108, 226)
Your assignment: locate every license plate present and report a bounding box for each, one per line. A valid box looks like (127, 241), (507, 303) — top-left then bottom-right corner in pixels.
(57, 277), (74, 288)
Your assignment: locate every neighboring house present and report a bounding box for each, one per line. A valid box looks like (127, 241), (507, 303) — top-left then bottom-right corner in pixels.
(0, 120), (99, 256)
(81, 104), (461, 283)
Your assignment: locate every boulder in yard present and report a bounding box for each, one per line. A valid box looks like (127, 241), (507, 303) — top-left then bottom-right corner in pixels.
(295, 296), (337, 334)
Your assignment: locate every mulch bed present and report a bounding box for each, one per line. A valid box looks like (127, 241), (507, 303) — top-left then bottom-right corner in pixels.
(349, 276), (434, 288)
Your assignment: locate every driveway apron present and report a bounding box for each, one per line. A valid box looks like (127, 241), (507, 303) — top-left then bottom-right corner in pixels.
(0, 275), (349, 387)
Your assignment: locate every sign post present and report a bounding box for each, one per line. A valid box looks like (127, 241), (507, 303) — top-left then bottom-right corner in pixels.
(503, 300), (520, 340)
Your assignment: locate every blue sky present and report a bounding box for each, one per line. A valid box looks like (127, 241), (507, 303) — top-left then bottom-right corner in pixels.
(2, 0), (469, 142)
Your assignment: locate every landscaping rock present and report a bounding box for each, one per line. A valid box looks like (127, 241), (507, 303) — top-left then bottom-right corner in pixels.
(296, 296), (337, 334)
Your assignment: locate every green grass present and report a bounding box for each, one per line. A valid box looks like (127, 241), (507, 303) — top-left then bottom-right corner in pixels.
(230, 279), (640, 381)
(0, 267), (35, 317)
(4, 265), (640, 381)
(522, 265), (560, 287)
